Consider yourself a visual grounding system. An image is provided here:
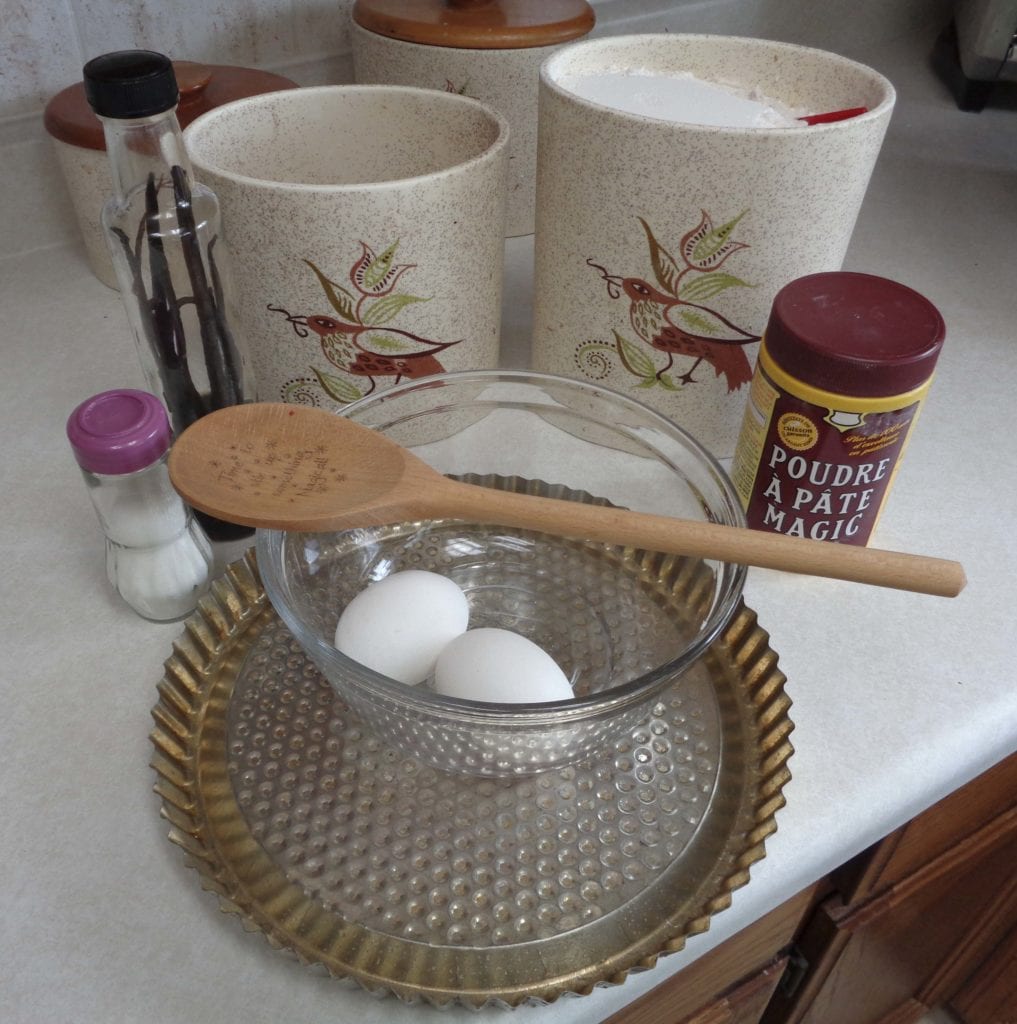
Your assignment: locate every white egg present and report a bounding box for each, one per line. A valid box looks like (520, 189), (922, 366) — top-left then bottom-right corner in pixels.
(434, 628), (574, 704)
(334, 570), (469, 685)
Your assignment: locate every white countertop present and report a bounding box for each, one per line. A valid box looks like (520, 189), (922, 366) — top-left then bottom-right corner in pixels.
(4, 29), (1017, 1024)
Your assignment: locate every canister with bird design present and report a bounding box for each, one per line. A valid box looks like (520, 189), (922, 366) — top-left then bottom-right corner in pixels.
(351, 0), (595, 238)
(531, 33), (897, 458)
(730, 272), (945, 546)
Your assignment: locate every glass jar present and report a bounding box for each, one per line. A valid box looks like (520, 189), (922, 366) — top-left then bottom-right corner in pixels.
(43, 58), (295, 288)
(82, 49), (256, 541)
(67, 389), (214, 621)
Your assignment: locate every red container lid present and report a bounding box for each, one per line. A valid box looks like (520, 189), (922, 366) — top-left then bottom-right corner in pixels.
(765, 272), (946, 397)
(352, 0), (595, 49)
(44, 60), (297, 151)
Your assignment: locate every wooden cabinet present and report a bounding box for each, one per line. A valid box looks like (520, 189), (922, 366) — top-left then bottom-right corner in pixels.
(679, 958), (789, 1024)
(763, 750), (1017, 1024)
(951, 913), (1017, 1024)
(606, 751), (1017, 1024)
(601, 885), (822, 1024)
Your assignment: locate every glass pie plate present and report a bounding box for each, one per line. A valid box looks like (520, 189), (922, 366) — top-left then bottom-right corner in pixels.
(150, 551), (792, 1008)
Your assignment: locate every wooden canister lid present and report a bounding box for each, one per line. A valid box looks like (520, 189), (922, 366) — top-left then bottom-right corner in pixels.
(352, 0), (595, 49)
(44, 60), (297, 151)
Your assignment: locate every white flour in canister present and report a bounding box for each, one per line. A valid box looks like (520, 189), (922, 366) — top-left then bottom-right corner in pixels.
(555, 69), (806, 128)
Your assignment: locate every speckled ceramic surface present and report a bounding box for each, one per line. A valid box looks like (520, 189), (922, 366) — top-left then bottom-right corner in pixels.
(50, 139), (118, 287)
(352, 23), (588, 237)
(183, 86), (508, 408)
(532, 34), (895, 458)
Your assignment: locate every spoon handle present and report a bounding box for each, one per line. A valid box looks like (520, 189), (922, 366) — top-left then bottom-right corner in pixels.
(440, 481), (966, 597)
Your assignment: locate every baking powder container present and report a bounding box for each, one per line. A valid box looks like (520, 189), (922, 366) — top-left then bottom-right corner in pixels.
(351, 0), (594, 236)
(44, 61), (296, 287)
(730, 272), (945, 546)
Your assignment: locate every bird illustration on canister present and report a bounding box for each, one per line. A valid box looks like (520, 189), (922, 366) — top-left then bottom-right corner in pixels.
(271, 243), (462, 403)
(606, 271), (756, 391)
(273, 309), (461, 395)
(586, 212), (760, 392)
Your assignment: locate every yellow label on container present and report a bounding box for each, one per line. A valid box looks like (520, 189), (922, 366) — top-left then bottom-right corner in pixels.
(731, 366), (779, 507)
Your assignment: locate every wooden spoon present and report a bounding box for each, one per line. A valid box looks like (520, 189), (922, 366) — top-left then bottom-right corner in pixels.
(168, 403), (966, 597)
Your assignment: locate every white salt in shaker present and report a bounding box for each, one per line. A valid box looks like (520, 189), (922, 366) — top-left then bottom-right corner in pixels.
(66, 389), (213, 621)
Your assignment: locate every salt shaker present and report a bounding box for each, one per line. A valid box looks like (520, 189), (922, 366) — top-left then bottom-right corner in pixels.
(67, 389), (214, 621)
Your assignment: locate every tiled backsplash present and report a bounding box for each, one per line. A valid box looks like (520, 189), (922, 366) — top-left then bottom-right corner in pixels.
(1, 0), (357, 128)
(1, 0), (363, 260)
(0, 0), (953, 260)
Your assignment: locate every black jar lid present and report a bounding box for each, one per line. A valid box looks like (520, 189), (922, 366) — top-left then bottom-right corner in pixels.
(83, 50), (179, 119)
(765, 272), (946, 397)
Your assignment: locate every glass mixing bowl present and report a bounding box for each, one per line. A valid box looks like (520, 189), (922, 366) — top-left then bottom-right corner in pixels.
(257, 370), (746, 776)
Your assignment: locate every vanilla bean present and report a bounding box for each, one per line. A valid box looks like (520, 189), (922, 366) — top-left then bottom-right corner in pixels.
(170, 166), (241, 409)
(111, 222), (201, 436)
(207, 236), (246, 399)
(145, 173), (205, 433)
(111, 226), (160, 352)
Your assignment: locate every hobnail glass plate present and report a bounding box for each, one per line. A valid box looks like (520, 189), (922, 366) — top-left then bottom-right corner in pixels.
(150, 551), (792, 1008)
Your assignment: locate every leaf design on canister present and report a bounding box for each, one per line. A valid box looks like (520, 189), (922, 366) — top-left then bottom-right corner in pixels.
(312, 367), (365, 403)
(679, 272), (754, 304)
(350, 241), (416, 296)
(362, 293), (430, 326)
(638, 217), (682, 297)
(303, 259), (358, 323)
(681, 210), (749, 271)
(672, 302), (758, 343)
(361, 331), (428, 354)
(612, 329), (658, 380)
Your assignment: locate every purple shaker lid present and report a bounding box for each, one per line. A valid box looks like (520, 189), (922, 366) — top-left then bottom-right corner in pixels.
(66, 389), (171, 474)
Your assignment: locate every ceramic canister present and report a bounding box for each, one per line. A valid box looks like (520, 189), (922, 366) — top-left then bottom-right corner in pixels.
(532, 34), (895, 458)
(183, 85), (508, 409)
(351, 0), (595, 237)
(44, 61), (296, 287)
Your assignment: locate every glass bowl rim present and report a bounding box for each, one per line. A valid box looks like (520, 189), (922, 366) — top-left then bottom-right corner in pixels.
(257, 368), (747, 723)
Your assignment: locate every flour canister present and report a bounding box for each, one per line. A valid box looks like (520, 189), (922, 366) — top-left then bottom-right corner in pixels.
(531, 34), (896, 458)
(730, 272), (945, 546)
(351, 0), (595, 237)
